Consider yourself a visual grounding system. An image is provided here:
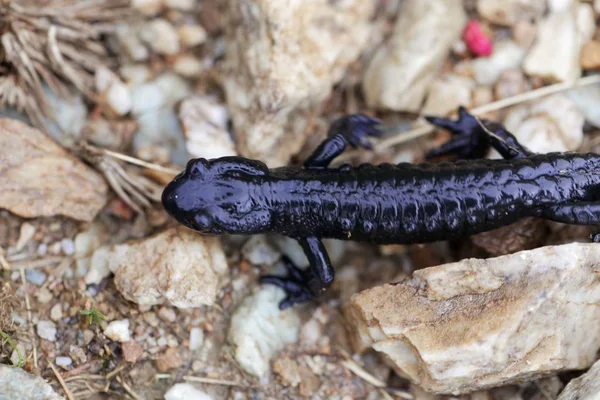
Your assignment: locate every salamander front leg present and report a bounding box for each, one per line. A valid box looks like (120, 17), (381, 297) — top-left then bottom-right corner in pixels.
(425, 106), (534, 160)
(304, 114), (383, 169)
(259, 237), (334, 309)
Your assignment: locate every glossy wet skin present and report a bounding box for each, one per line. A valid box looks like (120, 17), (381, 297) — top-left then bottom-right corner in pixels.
(161, 157), (272, 235)
(161, 108), (600, 309)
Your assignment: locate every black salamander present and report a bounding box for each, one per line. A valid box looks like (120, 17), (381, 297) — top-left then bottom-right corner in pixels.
(162, 107), (600, 309)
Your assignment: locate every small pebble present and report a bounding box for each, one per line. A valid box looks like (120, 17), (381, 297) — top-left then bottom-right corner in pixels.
(36, 288), (53, 304)
(15, 223), (36, 252)
(83, 330), (95, 345)
(173, 54), (204, 78)
(104, 319), (131, 342)
(177, 25), (207, 47)
(580, 40), (600, 70)
(158, 307), (177, 323)
(122, 340), (144, 363)
(189, 327), (204, 351)
(164, 383), (214, 400)
(37, 320), (57, 342)
(140, 19), (180, 55)
(50, 303), (63, 322)
(164, 0), (195, 10)
(55, 356), (72, 368)
(26, 270), (47, 286)
(37, 243), (48, 256)
(61, 239), (75, 256)
(156, 347), (183, 372)
(132, 0), (162, 16)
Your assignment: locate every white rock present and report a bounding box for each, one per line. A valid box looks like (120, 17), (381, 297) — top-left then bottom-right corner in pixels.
(189, 327), (204, 351)
(132, 0), (162, 16)
(104, 319), (131, 343)
(363, 0), (466, 112)
(472, 40), (526, 85)
(115, 23), (149, 62)
(550, 0), (575, 12)
(134, 107), (188, 165)
(43, 87), (87, 148)
(178, 25), (207, 48)
(60, 238), (75, 256)
(173, 55), (203, 78)
(55, 357), (72, 368)
(36, 320), (57, 342)
(504, 94), (584, 153)
(179, 96), (236, 159)
(566, 84), (600, 128)
(15, 222), (36, 252)
(241, 236), (280, 266)
(95, 67), (132, 116)
(10, 343), (25, 366)
(50, 303), (62, 322)
(94, 228), (228, 308)
(228, 286), (301, 377)
(120, 65), (151, 85)
(26, 270), (46, 286)
(524, 2), (595, 82)
(36, 288), (53, 304)
(557, 358), (600, 399)
(164, 383), (213, 400)
(422, 75), (474, 116)
(131, 82), (166, 115)
(132, 73), (190, 115)
(164, 0), (195, 11)
(0, 365), (64, 400)
(225, 0), (377, 166)
(76, 223), (107, 281)
(347, 243), (600, 394)
(595, 0), (600, 13)
(85, 246), (112, 285)
(140, 19), (180, 56)
(477, 0), (547, 26)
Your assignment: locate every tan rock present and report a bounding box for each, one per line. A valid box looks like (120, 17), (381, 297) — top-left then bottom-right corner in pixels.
(122, 340), (144, 363)
(91, 227), (228, 308)
(0, 118), (107, 221)
(557, 359), (600, 399)
(224, 0), (376, 166)
(156, 348), (182, 372)
(477, 0), (546, 26)
(347, 243), (600, 394)
(524, 2), (595, 82)
(422, 75), (474, 116)
(580, 40), (600, 70)
(363, 0), (466, 113)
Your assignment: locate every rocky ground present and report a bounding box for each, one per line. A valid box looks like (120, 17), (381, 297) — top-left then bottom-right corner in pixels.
(2, 0), (600, 399)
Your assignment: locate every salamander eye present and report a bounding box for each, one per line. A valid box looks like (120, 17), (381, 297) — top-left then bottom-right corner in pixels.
(187, 159), (210, 178)
(194, 213), (212, 230)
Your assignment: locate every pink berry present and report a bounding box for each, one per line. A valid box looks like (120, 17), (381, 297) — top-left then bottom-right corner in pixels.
(462, 20), (493, 57)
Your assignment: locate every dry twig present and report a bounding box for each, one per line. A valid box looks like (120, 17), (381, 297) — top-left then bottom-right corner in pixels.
(374, 74), (600, 151)
(0, 0), (130, 130)
(76, 141), (163, 214)
(49, 360), (75, 400)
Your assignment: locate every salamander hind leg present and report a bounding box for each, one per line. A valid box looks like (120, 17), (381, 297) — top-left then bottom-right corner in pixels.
(543, 202), (600, 241)
(259, 237), (334, 309)
(304, 114), (383, 169)
(425, 106), (534, 160)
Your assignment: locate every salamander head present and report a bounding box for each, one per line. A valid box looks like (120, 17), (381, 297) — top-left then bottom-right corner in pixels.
(161, 157), (271, 235)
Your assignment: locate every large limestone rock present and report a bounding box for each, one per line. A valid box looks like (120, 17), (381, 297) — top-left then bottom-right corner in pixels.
(347, 243), (600, 394)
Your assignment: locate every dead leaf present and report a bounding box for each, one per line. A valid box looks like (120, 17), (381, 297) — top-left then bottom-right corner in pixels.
(0, 118), (107, 221)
